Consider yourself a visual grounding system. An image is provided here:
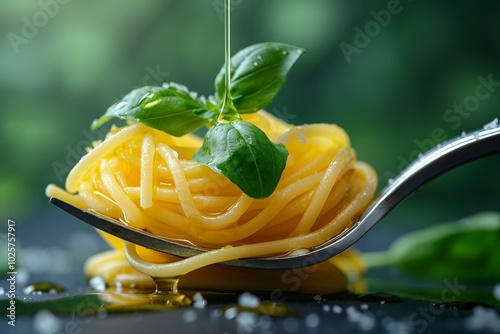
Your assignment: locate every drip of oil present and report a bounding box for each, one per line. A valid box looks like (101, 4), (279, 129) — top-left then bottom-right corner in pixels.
(94, 277), (192, 312)
(217, 0), (239, 123)
(148, 277), (190, 307)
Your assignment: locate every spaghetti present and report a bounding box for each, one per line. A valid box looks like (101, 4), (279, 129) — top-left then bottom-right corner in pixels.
(46, 111), (377, 281)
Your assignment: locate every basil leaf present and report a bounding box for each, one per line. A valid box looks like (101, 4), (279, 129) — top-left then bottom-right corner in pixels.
(215, 42), (305, 114)
(193, 120), (288, 199)
(364, 212), (500, 283)
(91, 83), (214, 137)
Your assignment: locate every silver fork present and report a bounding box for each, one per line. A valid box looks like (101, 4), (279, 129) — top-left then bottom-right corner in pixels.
(50, 121), (500, 269)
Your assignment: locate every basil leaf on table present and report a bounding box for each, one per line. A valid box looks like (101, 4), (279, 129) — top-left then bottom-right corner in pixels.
(364, 212), (500, 283)
(214, 42), (305, 114)
(193, 120), (288, 199)
(91, 84), (216, 137)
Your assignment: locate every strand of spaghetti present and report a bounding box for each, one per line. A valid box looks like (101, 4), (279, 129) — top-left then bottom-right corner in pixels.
(186, 176), (240, 195)
(140, 132), (155, 208)
(194, 172), (325, 244)
(125, 175), (367, 277)
(124, 186), (240, 212)
(124, 163), (376, 278)
(66, 123), (146, 193)
(45, 184), (86, 209)
(249, 175), (351, 240)
(143, 206), (193, 236)
(85, 249), (135, 281)
(296, 162), (376, 246)
(100, 159), (145, 229)
(281, 147), (338, 185)
(291, 148), (354, 236)
(78, 182), (118, 214)
(157, 144), (254, 230)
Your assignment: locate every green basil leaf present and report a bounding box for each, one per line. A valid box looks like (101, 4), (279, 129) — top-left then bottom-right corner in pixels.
(215, 42), (305, 114)
(364, 212), (500, 283)
(91, 83), (213, 137)
(193, 120), (288, 199)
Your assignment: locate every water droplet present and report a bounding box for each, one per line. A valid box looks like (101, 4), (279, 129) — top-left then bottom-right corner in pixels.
(139, 93), (162, 109)
(114, 100), (127, 110)
(256, 55), (262, 60)
(253, 62), (258, 67)
(281, 50), (288, 55)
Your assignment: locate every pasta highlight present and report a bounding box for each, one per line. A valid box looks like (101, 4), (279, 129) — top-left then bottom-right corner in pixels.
(46, 111), (377, 280)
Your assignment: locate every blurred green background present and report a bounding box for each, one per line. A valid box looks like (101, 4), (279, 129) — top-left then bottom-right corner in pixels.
(1, 0), (499, 252)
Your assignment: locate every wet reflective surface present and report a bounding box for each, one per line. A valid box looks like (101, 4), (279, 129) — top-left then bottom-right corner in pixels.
(2, 268), (500, 334)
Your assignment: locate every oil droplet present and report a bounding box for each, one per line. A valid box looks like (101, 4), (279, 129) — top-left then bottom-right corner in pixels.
(23, 282), (66, 295)
(149, 277), (190, 308)
(153, 277), (179, 295)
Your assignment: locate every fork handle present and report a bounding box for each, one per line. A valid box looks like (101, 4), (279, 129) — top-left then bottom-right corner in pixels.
(364, 123), (500, 226)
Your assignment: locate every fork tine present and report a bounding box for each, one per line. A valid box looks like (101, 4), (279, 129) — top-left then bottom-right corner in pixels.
(49, 197), (203, 258)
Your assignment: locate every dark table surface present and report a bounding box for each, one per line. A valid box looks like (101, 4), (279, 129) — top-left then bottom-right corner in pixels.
(2, 208), (500, 334)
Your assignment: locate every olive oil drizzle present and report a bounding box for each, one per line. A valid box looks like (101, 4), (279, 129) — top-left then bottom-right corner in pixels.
(218, 0), (239, 123)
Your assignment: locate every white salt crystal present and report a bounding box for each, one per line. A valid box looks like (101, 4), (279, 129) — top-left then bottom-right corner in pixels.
(289, 248), (310, 256)
(238, 292), (261, 308)
(494, 284), (500, 301)
(192, 292), (207, 309)
(224, 307), (238, 320)
(305, 313), (320, 328)
(358, 313), (376, 331)
(89, 276), (106, 292)
(483, 118), (499, 130)
(313, 295), (322, 302)
(33, 310), (62, 334)
(332, 305), (343, 313)
(182, 309), (198, 323)
(236, 311), (259, 331)
(463, 306), (500, 332)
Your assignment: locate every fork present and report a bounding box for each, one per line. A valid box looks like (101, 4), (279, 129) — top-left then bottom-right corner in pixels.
(50, 121), (500, 269)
